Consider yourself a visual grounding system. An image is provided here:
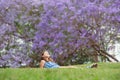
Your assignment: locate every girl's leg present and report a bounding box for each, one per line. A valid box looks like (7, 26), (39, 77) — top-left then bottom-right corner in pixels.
(59, 66), (78, 68)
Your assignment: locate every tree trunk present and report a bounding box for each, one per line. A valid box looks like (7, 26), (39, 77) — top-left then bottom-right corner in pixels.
(89, 39), (119, 62)
(92, 44), (119, 62)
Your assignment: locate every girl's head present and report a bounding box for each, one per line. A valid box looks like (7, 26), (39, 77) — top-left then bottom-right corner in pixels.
(41, 51), (53, 61)
(42, 51), (50, 58)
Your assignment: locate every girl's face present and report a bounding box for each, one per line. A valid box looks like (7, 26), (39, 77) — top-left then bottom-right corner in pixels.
(42, 51), (50, 58)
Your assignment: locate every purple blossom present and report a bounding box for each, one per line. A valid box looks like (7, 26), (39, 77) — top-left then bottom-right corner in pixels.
(33, 0), (120, 63)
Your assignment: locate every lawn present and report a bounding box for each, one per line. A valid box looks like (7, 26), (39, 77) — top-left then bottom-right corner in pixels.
(0, 62), (120, 80)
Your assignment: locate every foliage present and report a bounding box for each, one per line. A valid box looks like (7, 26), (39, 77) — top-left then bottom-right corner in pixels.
(0, 0), (41, 67)
(33, 0), (120, 64)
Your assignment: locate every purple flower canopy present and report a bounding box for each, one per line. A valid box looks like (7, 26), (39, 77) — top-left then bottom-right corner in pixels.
(34, 0), (120, 53)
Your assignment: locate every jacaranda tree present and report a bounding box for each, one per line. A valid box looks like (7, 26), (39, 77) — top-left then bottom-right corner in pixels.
(0, 0), (42, 67)
(33, 0), (120, 65)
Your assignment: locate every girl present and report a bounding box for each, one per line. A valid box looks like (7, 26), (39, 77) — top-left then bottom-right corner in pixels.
(40, 51), (77, 68)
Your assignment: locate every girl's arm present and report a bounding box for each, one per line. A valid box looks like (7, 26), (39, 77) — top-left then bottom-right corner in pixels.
(40, 60), (45, 68)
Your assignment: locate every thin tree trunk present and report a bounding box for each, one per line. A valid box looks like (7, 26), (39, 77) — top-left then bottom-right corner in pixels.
(92, 44), (119, 62)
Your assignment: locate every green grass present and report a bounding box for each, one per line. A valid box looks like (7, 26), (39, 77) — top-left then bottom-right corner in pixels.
(0, 62), (120, 80)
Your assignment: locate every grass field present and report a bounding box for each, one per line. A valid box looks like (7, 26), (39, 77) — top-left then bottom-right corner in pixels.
(0, 62), (120, 80)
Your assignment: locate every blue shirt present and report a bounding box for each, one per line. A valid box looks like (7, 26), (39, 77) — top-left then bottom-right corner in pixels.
(44, 61), (60, 68)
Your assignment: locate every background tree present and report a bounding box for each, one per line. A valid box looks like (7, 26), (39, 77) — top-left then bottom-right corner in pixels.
(33, 0), (120, 65)
(0, 0), (42, 67)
